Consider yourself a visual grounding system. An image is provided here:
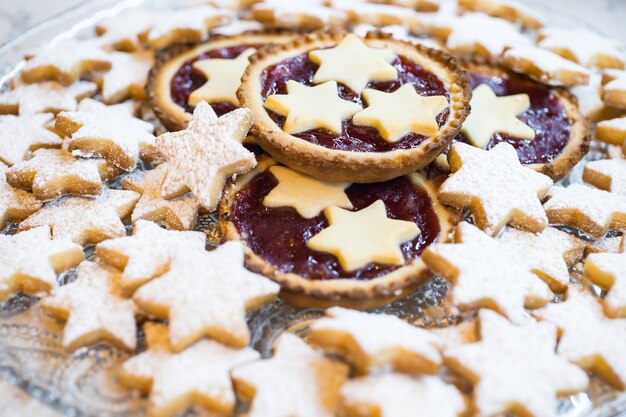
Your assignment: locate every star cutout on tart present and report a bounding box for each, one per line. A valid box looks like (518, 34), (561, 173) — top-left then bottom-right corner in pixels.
(188, 48), (255, 107)
(306, 199), (420, 272)
(462, 83), (535, 148)
(100, 51), (154, 104)
(584, 159), (626, 196)
(156, 101), (255, 212)
(584, 237), (626, 318)
(0, 162), (42, 229)
(439, 142), (553, 236)
(263, 165), (353, 218)
(0, 226), (83, 301)
(132, 241), (279, 350)
(0, 81), (97, 116)
(231, 333), (349, 417)
(444, 309), (588, 417)
(18, 188), (139, 246)
(422, 222), (553, 324)
(264, 80), (362, 135)
(39, 261), (137, 351)
(352, 84), (448, 142)
(96, 220), (206, 296)
(119, 322), (259, 417)
(308, 33), (397, 94)
(0, 114), (62, 167)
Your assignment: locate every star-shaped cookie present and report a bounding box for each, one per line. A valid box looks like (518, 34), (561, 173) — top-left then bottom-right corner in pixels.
(155, 101), (255, 211)
(18, 188), (139, 245)
(39, 261), (136, 351)
(584, 159), (626, 196)
(100, 51), (154, 104)
(263, 165), (353, 218)
(584, 237), (626, 317)
(95, 8), (161, 51)
(0, 114), (62, 166)
(0, 81), (97, 116)
(595, 116), (626, 147)
(264, 80), (362, 134)
(0, 226), (83, 301)
(439, 142), (553, 236)
(132, 241), (279, 350)
(306, 199), (420, 271)
(444, 309), (588, 417)
(603, 70), (626, 110)
(231, 333), (349, 417)
(352, 84), (448, 142)
(0, 162), (42, 229)
(308, 33), (397, 93)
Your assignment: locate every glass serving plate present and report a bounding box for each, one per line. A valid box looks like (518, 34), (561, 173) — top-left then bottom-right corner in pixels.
(0, 1), (624, 416)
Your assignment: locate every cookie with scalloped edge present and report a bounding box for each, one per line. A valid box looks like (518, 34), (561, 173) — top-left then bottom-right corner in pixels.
(0, 81), (97, 116)
(99, 51), (154, 104)
(0, 162), (42, 229)
(0, 114), (62, 167)
(458, 0), (543, 28)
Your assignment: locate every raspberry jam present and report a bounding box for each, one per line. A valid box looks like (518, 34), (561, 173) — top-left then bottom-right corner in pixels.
(259, 53), (450, 152)
(231, 170), (440, 281)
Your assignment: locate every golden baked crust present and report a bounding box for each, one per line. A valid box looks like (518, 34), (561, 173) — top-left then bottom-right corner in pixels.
(237, 29), (471, 183)
(218, 156), (461, 308)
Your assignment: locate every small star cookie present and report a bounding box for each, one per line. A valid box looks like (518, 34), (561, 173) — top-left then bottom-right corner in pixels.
(461, 83), (534, 148)
(352, 84), (448, 142)
(156, 101), (255, 211)
(444, 309), (588, 417)
(250, 0), (348, 29)
(120, 322), (259, 417)
(133, 241), (279, 350)
(263, 165), (353, 218)
(96, 219), (206, 295)
(95, 8), (161, 51)
(76, 97), (137, 118)
(264, 80), (362, 135)
(39, 261), (136, 351)
(543, 184), (626, 239)
(18, 188), (139, 245)
(422, 222), (552, 324)
(309, 307), (443, 375)
(0, 114), (62, 166)
(306, 199), (420, 271)
(458, 0), (544, 29)
(438, 142), (553, 236)
(0, 162), (42, 229)
(595, 117), (626, 147)
(6, 148), (121, 201)
(100, 51), (154, 104)
(0, 81), (97, 116)
(584, 237), (626, 317)
(570, 72), (606, 120)
(231, 333), (349, 417)
(308, 33), (398, 94)
(603, 70), (626, 110)
(584, 159), (626, 196)
(0, 226), (83, 301)
(330, 0), (423, 28)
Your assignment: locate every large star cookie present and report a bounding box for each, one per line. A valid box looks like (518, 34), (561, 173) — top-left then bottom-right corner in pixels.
(584, 159), (626, 196)
(0, 162), (42, 229)
(503, 46), (591, 87)
(100, 51), (154, 104)
(584, 237), (626, 317)
(0, 114), (62, 166)
(0, 81), (97, 116)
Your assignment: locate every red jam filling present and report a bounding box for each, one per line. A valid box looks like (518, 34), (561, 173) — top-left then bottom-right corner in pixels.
(231, 170), (440, 281)
(455, 73), (572, 164)
(259, 52), (450, 153)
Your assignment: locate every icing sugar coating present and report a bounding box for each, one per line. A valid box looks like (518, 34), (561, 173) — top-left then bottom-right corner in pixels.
(503, 46), (591, 87)
(0, 162), (42, 229)
(95, 8), (161, 51)
(458, 0), (544, 28)
(584, 159), (626, 196)
(584, 237), (626, 318)
(0, 114), (62, 166)
(101, 51), (154, 104)
(0, 81), (97, 116)
(595, 117), (626, 146)
(250, 0), (348, 28)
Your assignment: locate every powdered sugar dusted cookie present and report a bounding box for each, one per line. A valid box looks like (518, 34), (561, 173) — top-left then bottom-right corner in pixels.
(156, 101), (255, 212)
(18, 188), (139, 245)
(95, 8), (162, 51)
(119, 322), (259, 417)
(423, 222), (552, 323)
(584, 237), (626, 317)
(76, 97), (137, 118)
(0, 114), (62, 166)
(133, 241), (279, 350)
(96, 220), (206, 295)
(595, 117), (626, 146)
(444, 309), (588, 417)
(39, 261), (136, 351)
(584, 159), (626, 196)
(339, 373), (466, 417)
(602, 70), (626, 110)
(543, 184), (626, 239)
(100, 51), (154, 104)
(249, 0), (348, 28)
(570, 72), (606, 121)
(211, 18), (264, 36)
(0, 226), (83, 301)
(438, 142), (553, 236)
(231, 333), (349, 417)
(0, 81), (97, 116)
(458, 0), (543, 28)
(330, 0), (423, 29)
(309, 307), (442, 375)
(586, 236), (623, 256)
(0, 162), (42, 229)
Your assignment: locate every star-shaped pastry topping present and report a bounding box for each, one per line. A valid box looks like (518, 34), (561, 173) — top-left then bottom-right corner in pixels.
(352, 84), (448, 142)
(444, 309), (588, 417)
(0, 162), (42, 229)
(55, 110), (156, 171)
(340, 374), (466, 417)
(584, 159), (626, 196)
(308, 33), (397, 94)
(18, 188), (139, 246)
(188, 48), (255, 107)
(462, 84), (535, 148)
(535, 288), (626, 389)
(0, 114), (62, 166)
(156, 101), (256, 211)
(100, 51), (154, 104)
(6, 148), (120, 201)
(310, 307), (442, 375)
(264, 80), (362, 135)
(499, 227), (585, 293)
(123, 165), (200, 231)
(0, 226), (83, 301)
(439, 142), (553, 236)
(422, 222), (553, 324)
(263, 165), (353, 218)
(231, 333), (349, 417)
(306, 199), (420, 271)
(0, 81), (97, 116)
(585, 237), (626, 317)
(39, 261), (137, 351)
(96, 220), (206, 296)
(120, 322), (259, 417)
(133, 241), (279, 350)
